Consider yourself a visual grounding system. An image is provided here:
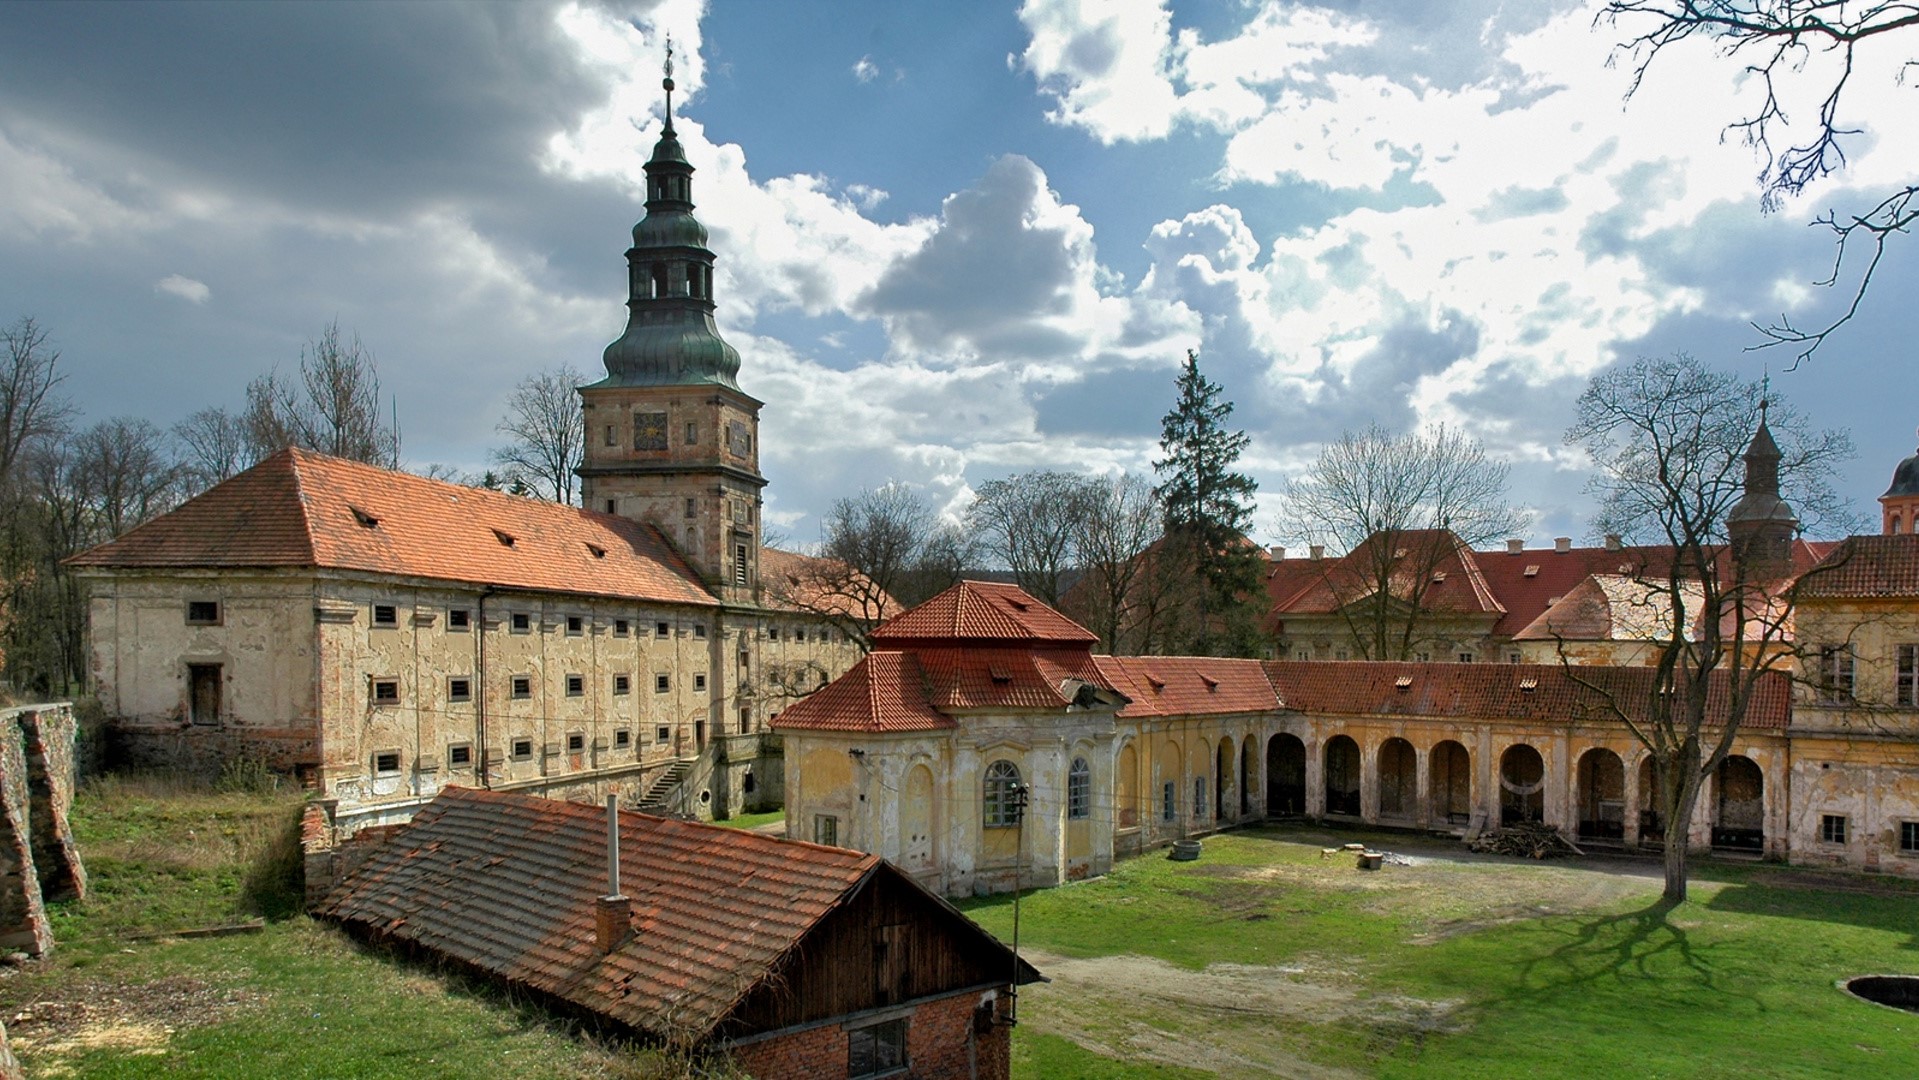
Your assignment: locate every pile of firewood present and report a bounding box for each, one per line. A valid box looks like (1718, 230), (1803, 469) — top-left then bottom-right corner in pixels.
(1466, 821), (1584, 860)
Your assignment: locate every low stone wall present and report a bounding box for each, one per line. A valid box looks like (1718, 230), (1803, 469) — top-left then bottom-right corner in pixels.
(107, 722), (318, 780)
(0, 704), (85, 958)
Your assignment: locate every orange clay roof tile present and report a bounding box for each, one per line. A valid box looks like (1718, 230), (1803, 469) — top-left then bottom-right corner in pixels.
(871, 580), (1098, 645)
(68, 447), (716, 606)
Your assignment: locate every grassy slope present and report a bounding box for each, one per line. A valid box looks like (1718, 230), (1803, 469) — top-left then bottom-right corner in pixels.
(10, 776), (652, 1080)
(960, 827), (1919, 1079)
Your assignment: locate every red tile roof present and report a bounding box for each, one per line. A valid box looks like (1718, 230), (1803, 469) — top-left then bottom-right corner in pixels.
(871, 580), (1099, 646)
(770, 651), (954, 733)
(318, 788), (884, 1041)
(758, 546), (900, 620)
(1262, 660), (1789, 729)
(1272, 530), (1504, 619)
(1795, 534), (1919, 598)
(68, 448), (716, 606)
(911, 646), (1117, 712)
(1094, 656), (1279, 718)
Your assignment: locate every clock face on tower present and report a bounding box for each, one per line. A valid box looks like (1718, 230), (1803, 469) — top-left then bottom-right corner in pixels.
(634, 411), (669, 451)
(726, 419), (751, 459)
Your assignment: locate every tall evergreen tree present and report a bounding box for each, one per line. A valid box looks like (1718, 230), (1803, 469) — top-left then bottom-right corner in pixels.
(1153, 350), (1265, 656)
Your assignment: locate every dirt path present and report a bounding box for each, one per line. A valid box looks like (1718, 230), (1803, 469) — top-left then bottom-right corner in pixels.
(1019, 949), (1459, 1079)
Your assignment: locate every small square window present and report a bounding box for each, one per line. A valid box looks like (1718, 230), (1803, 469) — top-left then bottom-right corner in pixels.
(1507, 651), (1523, 664)
(186, 600), (221, 625)
(1821, 814), (1849, 844)
(847, 1017), (905, 1078)
(511, 738), (534, 761)
(694, 673), (707, 692)
(511, 675), (532, 699)
(373, 603), (397, 626)
(566, 674), (584, 697)
(1902, 821), (1919, 854)
(614, 729), (632, 748)
(373, 750), (401, 775)
(693, 624), (707, 640)
(566, 615), (583, 636)
(447, 743), (473, 768)
(656, 622), (671, 638)
(448, 608), (471, 630)
(768, 627), (780, 641)
(566, 732), (585, 753)
(655, 674), (671, 693)
(614, 619), (630, 637)
(370, 678), (400, 705)
(613, 674), (631, 695)
(794, 629), (806, 643)
(511, 612), (531, 633)
(655, 725), (671, 743)
(448, 677), (472, 702)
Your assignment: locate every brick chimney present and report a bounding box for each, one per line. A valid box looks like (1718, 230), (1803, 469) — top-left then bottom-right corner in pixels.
(594, 794), (630, 954)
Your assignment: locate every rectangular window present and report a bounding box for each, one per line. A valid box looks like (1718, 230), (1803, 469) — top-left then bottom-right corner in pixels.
(847, 1017), (906, 1078)
(813, 815), (839, 847)
(370, 678), (400, 705)
(614, 619), (630, 637)
(656, 621), (671, 638)
(511, 738), (533, 761)
(186, 600), (221, 625)
(1294, 650), (1309, 661)
(511, 675), (532, 699)
(605, 499), (616, 514)
(655, 674), (671, 693)
(447, 743), (472, 768)
(1193, 776), (1207, 819)
(188, 663), (222, 725)
(1821, 814), (1849, 844)
(1414, 651), (1431, 663)
(1900, 645), (1919, 707)
(794, 628), (806, 643)
(685, 421), (698, 445)
(614, 729), (632, 749)
(693, 624), (707, 639)
(1819, 645), (1855, 703)
(565, 674), (585, 697)
(603, 422), (616, 447)
(566, 615), (583, 636)
(694, 673), (707, 692)
(613, 674), (631, 695)
(511, 612), (531, 633)
(448, 608), (471, 630)
(1458, 652), (1475, 664)
(448, 677), (472, 702)
(1162, 781), (1176, 822)
(566, 732), (585, 753)
(655, 725), (672, 744)
(1508, 651), (1523, 664)
(738, 706), (751, 733)
(1902, 821), (1919, 854)
(684, 497), (697, 519)
(373, 751), (401, 775)
(372, 603), (397, 627)
(768, 627), (781, 641)
(1333, 648), (1349, 661)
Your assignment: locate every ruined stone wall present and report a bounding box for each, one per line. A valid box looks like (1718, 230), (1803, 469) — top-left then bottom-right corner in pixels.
(0, 704), (85, 958)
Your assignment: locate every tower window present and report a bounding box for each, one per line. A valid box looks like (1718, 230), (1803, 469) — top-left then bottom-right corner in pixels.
(685, 421), (698, 445)
(685, 497), (697, 519)
(650, 263), (667, 299)
(604, 423), (616, 447)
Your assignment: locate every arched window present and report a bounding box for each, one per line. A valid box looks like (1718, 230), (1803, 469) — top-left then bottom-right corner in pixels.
(983, 760), (1022, 827)
(1067, 757), (1091, 820)
(650, 263), (667, 299)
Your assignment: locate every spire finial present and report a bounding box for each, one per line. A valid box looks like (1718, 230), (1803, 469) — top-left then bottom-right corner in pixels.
(662, 35), (676, 131)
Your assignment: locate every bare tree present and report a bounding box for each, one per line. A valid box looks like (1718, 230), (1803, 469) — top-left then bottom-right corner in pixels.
(244, 322), (400, 466)
(1603, 1), (1919, 363)
(1281, 424), (1524, 660)
(770, 484), (971, 649)
(174, 406), (249, 494)
(1566, 353), (1854, 901)
(0, 317), (72, 495)
(491, 364), (586, 505)
(77, 417), (183, 537)
(967, 471), (1096, 606)
(1065, 472), (1165, 652)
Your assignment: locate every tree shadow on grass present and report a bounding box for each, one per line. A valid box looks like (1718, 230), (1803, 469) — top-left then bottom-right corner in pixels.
(1506, 898), (1744, 1005)
(1703, 877), (1919, 952)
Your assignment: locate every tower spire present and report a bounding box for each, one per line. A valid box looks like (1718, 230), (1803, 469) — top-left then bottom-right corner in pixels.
(662, 35), (676, 133)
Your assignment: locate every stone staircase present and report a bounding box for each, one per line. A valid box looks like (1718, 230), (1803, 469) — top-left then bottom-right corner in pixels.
(636, 759), (693, 814)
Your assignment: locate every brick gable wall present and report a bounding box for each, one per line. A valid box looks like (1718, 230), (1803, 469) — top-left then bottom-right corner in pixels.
(727, 988), (1010, 1080)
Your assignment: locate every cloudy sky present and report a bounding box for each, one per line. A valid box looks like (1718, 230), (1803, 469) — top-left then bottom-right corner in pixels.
(3, 0), (1914, 547)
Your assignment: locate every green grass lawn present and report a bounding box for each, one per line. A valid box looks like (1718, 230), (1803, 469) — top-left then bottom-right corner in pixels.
(21, 784), (1919, 1078)
(959, 826), (1919, 1078)
(709, 809), (785, 831)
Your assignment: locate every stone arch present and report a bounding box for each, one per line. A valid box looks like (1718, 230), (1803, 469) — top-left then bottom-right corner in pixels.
(1713, 754), (1765, 851)
(1324, 735), (1361, 816)
(1429, 740), (1471, 825)
(1215, 736), (1236, 821)
(1116, 740), (1140, 829)
(1575, 748), (1626, 841)
(1377, 737), (1417, 820)
(1499, 743), (1545, 825)
(1266, 733), (1306, 816)
(1638, 756), (1665, 842)
(901, 764), (936, 873)
(1240, 733), (1257, 818)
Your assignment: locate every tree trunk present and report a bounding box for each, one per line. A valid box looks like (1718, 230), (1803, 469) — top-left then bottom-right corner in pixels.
(1661, 761), (1703, 904)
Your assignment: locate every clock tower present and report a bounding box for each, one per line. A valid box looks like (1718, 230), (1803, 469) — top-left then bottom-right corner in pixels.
(578, 53), (765, 603)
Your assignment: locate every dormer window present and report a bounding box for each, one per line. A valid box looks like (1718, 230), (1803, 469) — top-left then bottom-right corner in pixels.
(493, 529), (515, 547)
(1522, 564), (1540, 577)
(350, 506), (379, 528)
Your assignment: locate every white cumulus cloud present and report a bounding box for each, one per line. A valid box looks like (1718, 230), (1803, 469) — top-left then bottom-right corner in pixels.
(155, 273), (210, 303)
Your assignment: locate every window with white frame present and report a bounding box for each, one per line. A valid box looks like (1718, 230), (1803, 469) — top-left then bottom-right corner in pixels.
(982, 760), (1022, 827)
(1820, 813), (1848, 844)
(1818, 645), (1855, 703)
(1899, 644), (1919, 707)
(1067, 757), (1091, 820)
(1902, 821), (1919, 854)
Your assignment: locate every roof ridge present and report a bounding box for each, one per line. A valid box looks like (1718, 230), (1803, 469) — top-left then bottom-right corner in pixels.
(281, 448), (323, 566)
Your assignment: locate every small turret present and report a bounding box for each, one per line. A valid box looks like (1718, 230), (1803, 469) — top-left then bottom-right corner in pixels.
(1727, 400), (1798, 577)
(1879, 427), (1919, 535)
